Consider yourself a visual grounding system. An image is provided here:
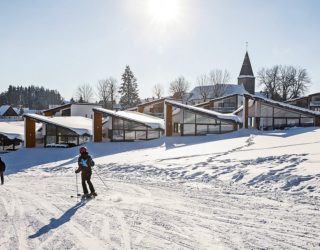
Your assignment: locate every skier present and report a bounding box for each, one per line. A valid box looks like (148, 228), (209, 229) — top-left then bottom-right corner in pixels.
(75, 147), (97, 198)
(0, 157), (6, 185)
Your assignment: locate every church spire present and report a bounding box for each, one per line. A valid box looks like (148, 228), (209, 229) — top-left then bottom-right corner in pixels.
(238, 50), (255, 94)
(239, 51), (254, 77)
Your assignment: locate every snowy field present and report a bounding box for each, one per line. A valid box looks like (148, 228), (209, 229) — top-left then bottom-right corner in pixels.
(1, 127), (320, 249)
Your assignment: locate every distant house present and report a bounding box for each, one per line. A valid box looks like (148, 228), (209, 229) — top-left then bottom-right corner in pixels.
(43, 103), (102, 118)
(184, 84), (247, 105)
(165, 100), (240, 136)
(285, 93), (320, 112)
(0, 121), (24, 151)
(24, 114), (92, 148)
(196, 94), (243, 113)
(92, 108), (164, 142)
(238, 94), (320, 130)
(0, 105), (19, 120)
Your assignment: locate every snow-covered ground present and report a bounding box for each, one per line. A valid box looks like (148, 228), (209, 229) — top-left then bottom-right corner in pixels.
(1, 127), (320, 249)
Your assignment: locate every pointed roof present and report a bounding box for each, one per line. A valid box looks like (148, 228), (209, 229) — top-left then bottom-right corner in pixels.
(239, 52), (254, 77)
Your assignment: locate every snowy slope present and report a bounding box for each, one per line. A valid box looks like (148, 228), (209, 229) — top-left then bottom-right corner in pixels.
(0, 128), (320, 249)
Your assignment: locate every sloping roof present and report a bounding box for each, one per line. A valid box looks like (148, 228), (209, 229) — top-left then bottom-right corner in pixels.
(239, 52), (254, 77)
(285, 92), (320, 103)
(186, 84), (248, 102)
(0, 105), (18, 116)
(0, 121), (24, 140)
(93, 108), (164, 129)
(244, 94), (320, 117)
(195, 93), (242, 107)
(24, 114), (93, 135)
(43, 103), (71, 113)
(165, 100), (241, 123)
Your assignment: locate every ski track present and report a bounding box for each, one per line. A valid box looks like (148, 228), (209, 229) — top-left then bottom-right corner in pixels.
(1, 132), (320, 249)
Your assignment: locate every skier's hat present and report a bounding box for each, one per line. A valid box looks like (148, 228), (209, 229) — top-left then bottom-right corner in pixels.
(79, 146), (87, 154)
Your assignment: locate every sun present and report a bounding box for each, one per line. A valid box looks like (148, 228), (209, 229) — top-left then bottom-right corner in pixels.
(147, 0), (181, 25)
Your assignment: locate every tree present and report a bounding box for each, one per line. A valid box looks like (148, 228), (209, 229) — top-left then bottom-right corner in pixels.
(97, 77), (117, 109)
(209, 69), (231, 97)
(196, 74), (211, 102)
(152, 83), (164, 99)
(119, 65), (140, 109)
(258, 65), (310, 101)
(0, 85), (63, 109)
(169, 76), (190, 100)
(75, 84), (94, 103)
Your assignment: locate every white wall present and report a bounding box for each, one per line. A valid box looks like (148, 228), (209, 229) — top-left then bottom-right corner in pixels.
(70, 104), (101, 118)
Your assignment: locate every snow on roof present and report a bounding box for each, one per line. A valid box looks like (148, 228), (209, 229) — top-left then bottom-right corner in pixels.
(245, 94), (320, 116)
(165, 100), (241, 123)
(0, 105), (11, 116)
(0, 121), (24, 140)
(195, 93), (242, 107)
(93, 108), (164, 129)
(24, 114), (93, 135)
(186, 84), (248, 102)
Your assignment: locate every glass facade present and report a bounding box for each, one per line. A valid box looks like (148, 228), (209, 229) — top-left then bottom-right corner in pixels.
(44, 124), (90, 147)
(180, 109), (236, 136)
(248, 101), (315, 130)
(111, 117), (161, 141)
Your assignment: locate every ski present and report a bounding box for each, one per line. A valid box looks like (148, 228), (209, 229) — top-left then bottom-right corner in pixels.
(70, 194), (82, 198)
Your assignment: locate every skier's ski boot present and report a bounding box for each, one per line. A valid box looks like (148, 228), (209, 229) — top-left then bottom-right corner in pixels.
(90, 192), (98, 197)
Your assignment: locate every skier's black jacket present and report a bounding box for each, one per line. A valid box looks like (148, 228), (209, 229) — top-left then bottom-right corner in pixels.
(0, 158), (5, 172)
(75, 152), (92, 177)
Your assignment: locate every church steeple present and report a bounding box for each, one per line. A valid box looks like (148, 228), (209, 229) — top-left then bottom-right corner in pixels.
(239, 51), (254, 77)
(238, 51), (255, 94)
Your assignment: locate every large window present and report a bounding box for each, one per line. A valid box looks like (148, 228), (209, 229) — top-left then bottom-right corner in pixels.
(111, 117), (161, 141)
(45, 124), (89, 147)
(180, 109), (236, 135)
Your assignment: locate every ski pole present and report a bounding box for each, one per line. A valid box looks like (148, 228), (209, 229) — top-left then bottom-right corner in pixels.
(93, 167), (108, 189)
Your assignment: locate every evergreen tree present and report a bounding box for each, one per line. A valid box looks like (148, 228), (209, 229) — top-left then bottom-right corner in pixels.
(119, 65), (140, 109)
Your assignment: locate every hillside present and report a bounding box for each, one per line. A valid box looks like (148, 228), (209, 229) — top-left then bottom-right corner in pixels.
(1, 127), (320, 249)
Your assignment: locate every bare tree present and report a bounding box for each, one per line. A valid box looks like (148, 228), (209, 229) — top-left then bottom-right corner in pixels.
(76, 84), (94, 103)
(209, 69), (231, 97)
(291, 68), (310, 99)
(196, 74), (211, 102)
(258, 66), (281, 100)
(152, 83), (164, 99)
(169, 76), (190, 100)
(97, 79), (110, 108)
(108, 77), (117, 109)
(96, 77), (117, 109)
(258, 65), (310, 101)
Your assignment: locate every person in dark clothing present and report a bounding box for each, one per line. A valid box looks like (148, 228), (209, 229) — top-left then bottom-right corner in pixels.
(0, 157), (6, 185)
(75, 147), (97, 197)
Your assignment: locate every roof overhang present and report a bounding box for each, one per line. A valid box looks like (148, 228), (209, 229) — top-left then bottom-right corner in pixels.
(93, 108), (164, 129)
(165, 100), (241, 124)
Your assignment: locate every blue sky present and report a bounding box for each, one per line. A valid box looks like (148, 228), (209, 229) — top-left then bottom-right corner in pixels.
(0, 0), (319, 101)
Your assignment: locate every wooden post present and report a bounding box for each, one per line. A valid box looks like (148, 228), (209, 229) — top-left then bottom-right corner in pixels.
(244, 96), (249, 129)
(138, 106), (144, 113)
(93, 111), (103, 142)
(25, 117), (36, 148)
(166, 104), (173, 136)
(315, 116), (320, 126)
(44, 111), (53, 117)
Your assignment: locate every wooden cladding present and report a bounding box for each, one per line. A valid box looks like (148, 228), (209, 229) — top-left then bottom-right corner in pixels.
(244, 97), (249, 129)
(315, 117), (320, 127)
(25, 117), (36, 148)
(93, 112), (103, 142)
(166, 104), (173, 136)
(138, 106), (144, 113)
(43, 111), (53, 117)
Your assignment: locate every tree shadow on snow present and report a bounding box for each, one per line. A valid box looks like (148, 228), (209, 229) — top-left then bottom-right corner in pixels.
(28, 200), (87, 239)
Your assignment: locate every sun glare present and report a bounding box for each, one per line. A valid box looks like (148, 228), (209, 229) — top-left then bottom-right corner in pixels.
(147, 0), (180, 25)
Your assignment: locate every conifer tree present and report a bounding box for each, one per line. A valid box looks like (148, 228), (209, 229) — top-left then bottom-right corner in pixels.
(119, 65), (140, 109)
